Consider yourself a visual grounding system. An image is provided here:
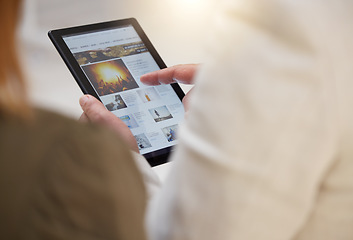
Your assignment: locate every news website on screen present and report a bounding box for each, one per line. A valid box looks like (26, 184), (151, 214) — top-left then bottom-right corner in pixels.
(63, 25), (184, 154)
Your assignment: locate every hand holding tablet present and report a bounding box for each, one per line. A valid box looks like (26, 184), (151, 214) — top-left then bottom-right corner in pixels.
(48, 18), (185, 166)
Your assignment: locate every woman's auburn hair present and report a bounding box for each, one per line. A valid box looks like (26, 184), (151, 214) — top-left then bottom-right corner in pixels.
(0, 0), (31, 119)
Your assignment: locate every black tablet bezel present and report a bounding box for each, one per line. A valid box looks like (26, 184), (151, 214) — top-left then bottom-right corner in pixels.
(48, 18), (185, 167)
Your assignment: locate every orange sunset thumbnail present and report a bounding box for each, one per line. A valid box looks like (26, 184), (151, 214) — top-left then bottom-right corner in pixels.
(82, 59), (139, 96)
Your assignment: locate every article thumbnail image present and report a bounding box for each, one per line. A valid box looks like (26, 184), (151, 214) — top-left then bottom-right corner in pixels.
(162, 125), (178, 142)
(149, 106), (173, 123)
(137, 87), (160, 103)
(104, 94), (127, 111)
(135, 133), (152, 150)
(119, 114), (139, 129)
(82, 59), (139, 96)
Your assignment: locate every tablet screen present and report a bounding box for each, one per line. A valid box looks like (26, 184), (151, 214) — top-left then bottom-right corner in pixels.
(61, 24), (185, 158)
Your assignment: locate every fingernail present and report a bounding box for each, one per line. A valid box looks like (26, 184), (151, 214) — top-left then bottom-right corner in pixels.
(79, 95), (90, 107)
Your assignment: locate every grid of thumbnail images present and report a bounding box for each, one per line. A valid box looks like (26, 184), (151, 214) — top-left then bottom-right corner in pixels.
(74, 41), (179, 151)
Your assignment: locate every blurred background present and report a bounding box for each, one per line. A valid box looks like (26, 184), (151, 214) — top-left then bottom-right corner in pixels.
(19, 0), (217, 118)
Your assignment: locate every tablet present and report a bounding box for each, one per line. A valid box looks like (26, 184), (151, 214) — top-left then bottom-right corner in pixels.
(48, 18), (185, 166)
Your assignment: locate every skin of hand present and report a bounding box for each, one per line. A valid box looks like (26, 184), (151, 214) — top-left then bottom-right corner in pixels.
(79, 64), (198, 152)
(79, 95), (139, 153)
(140, 64), (198, 112)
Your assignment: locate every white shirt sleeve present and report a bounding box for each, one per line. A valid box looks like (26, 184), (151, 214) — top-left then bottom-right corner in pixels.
(146, 1), (339, 240)
(131, 152), (162, 199)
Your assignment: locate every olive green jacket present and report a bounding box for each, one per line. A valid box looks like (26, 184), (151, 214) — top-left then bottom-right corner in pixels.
(0, 109), (147, 240)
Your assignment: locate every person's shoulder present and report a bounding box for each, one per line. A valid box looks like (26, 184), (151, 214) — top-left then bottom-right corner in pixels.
(28, 108), (137, 184)
(33, 108), (129, 154)
(34, 108), (103, 139)
(1, 108), (134, 171)
(0, 109), (146, 240)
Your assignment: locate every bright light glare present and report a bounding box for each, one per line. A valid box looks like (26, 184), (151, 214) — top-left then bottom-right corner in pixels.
(95, 63), (126, 83)
(166, 0), (212, 14)
(101, 67), (119, 81)
(183, 0), (202, 4)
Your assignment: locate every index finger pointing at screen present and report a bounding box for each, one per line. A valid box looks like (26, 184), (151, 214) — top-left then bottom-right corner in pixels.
(140, 64), (199, 86)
